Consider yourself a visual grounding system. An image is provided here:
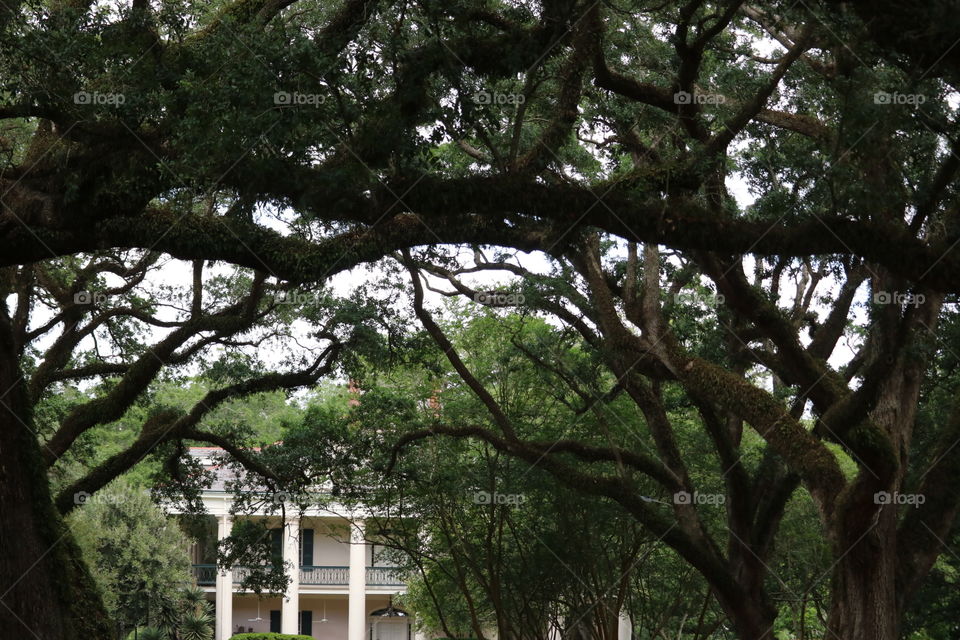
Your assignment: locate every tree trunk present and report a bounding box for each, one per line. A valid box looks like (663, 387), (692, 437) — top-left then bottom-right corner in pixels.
(717, 594), (776, 640)
(823, 301), (935, 640)
(826, 514), (899, 640)
(725, 538), (778, 640)
(825, 389), (910, 640)
(0, 311), (112, 639)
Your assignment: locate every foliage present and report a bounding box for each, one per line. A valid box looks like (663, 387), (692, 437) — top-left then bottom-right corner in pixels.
(227, 634), (314, 640)
(69, 480), (194, 637)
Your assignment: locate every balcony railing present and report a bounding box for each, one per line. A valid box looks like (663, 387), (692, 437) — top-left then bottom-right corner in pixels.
(189, 564), (256, 586)
(300, 565), (349, 585)
(232, 566), (254, 584)
(192, 564), (404, 587)
(193, 564), (217, 586)
(366, 566), (404, 586)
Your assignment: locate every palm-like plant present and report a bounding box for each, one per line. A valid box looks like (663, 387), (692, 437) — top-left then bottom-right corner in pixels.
(153, 592), (181, 632)
(176, 609), (213, 640)
(180, 585), (211, 615)
(135, 627), (167, 640)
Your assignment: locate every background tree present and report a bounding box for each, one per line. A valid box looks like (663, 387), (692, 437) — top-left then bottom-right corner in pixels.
(0, 251), (358, 636)
(384, 242), (960, 640)
(325, 319), (662, 640)
(70, 480), (191, 639)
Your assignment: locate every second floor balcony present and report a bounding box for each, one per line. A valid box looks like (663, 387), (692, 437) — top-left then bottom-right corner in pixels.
(192, 564), (404, 588)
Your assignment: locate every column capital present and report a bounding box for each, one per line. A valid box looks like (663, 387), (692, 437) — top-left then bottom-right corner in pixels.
(350, 518), (366, 544)
(217, 513), (233, 538)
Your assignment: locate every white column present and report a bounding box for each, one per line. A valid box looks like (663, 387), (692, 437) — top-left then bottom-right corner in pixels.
(348, 519), (367, 640)
(617, 610), (632, 640)
(413, 618), (428, 640)
(281, 515), (301, 634)
(215, 514), (233, 640)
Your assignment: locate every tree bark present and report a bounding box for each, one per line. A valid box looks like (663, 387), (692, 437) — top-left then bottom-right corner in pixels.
(715, 593), (776, 640)
(825, 335), (929, 640)
(826, 509), (899, 640)
(0, 310), (112, 639)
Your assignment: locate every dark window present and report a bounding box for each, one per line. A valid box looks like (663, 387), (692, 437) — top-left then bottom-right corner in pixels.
(270, 528), (282, 567)
(269, 610), (281, 633)
(300, 610), (313, 637)
(300, 528), (314, 566)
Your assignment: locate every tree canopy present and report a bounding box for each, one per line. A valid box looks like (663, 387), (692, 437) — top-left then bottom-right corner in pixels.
(2, 1), (960, 639)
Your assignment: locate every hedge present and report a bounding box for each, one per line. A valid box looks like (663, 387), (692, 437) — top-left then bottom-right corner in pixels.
(229, 634), (314, 640)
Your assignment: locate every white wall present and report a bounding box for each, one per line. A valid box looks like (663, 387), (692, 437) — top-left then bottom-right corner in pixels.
(230, 596), (397, 636)
(227, 590), (402, 638)
(231, 595), (283, 636)
(309, 521), (351, 566)
(299, 595), (349, 639)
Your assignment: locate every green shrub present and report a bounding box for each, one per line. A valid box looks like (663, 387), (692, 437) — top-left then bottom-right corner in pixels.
(228, 634), (314, 640)
(179, 609), (214, 640)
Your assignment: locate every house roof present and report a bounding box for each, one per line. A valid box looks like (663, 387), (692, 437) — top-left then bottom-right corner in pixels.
(188, 446), (249, 492)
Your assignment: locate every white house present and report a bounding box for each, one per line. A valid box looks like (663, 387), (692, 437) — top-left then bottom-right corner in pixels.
(175, 447), (415, 640)
(176, 446), (634, 640)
